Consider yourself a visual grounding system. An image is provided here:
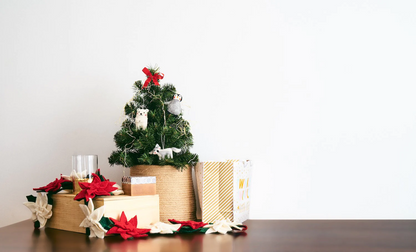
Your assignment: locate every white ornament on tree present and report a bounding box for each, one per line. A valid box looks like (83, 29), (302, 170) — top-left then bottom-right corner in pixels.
(149, 144), (181, 160)
(165, 94), (182, 116)
(135, 108), (149, 130)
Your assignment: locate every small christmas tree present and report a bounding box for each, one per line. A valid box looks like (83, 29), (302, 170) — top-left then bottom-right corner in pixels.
(109, 67), (198, 170)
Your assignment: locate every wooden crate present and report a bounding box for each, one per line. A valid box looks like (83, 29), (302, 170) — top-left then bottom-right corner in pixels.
(46, 194), (159, 233)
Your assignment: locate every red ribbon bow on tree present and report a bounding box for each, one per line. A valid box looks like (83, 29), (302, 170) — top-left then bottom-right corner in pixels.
(142, 67), (164, 88)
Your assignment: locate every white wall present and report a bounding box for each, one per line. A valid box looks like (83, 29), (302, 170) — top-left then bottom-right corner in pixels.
(1, 0), (415, 227)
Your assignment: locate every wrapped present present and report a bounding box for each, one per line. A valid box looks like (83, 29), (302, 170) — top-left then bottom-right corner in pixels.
(122, 176), (156, 196)
(194, 160), (252, 223)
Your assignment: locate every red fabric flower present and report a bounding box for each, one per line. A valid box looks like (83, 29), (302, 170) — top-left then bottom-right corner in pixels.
(168, 219), (207, 230)
(33, 176), (71, 192)
(95, 169), (108, 181)
(74, 173), (117, 202)
(232, 224), (248, 232)
(107, 211), (150, 240)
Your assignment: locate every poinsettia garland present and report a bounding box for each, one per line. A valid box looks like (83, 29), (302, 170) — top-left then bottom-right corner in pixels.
(24, 170), (118, 229)
(24, 171), (248, 238)
(24, 175), (73, 228)
(100, 214), (247, 239)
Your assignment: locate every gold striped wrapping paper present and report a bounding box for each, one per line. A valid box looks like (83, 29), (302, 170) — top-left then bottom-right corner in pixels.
(195, 160), (252, 223)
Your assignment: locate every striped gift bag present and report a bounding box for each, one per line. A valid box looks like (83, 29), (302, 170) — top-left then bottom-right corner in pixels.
(194, 160), (252, 223)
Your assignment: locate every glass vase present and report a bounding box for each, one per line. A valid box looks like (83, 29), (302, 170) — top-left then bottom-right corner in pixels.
(71, 155), (98, 194)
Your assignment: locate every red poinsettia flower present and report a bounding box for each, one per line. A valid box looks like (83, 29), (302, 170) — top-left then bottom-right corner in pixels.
(169, 219), (207, 230)
(107, 211), (150, 240)
(95, 169), (108, 181)
(74, 173), (117, 202)
(232, 224), (248, 232)
(33, 176), (72, 192)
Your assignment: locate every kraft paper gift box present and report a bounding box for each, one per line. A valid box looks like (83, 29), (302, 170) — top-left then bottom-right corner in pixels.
(194, 160), (252, 223)
(122, 176), (156, 196)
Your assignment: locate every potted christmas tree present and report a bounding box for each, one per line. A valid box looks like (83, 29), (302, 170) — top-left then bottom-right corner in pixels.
(109, 67), (198, 222)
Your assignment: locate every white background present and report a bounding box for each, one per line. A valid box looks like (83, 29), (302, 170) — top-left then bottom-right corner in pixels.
(1, 0), (415, 228)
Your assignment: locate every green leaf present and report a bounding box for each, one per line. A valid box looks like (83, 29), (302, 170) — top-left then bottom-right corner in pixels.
(99, 217), (114, 231)
(26, 195), (36, 203)
(47, 193), (53, 205)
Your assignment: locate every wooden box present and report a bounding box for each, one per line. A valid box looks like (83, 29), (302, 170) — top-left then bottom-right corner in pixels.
(46, 194), (159, 233)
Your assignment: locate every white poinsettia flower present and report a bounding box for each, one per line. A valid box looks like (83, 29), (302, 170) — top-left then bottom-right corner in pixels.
(79, 200), (107, 239)
(61, 174), (72, 181)
(23, 192), (52, 228)
(111, 184), (124, 195)
(70, 169), (87, 179)
(149, 222), (181, 234)
(204, 219), (243, 234)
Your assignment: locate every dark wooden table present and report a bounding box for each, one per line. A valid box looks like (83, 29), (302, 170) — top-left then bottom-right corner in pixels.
(0, 219), (415, 252)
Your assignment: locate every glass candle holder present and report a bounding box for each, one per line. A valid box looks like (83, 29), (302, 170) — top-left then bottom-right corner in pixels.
(71, 155), (98, 194)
